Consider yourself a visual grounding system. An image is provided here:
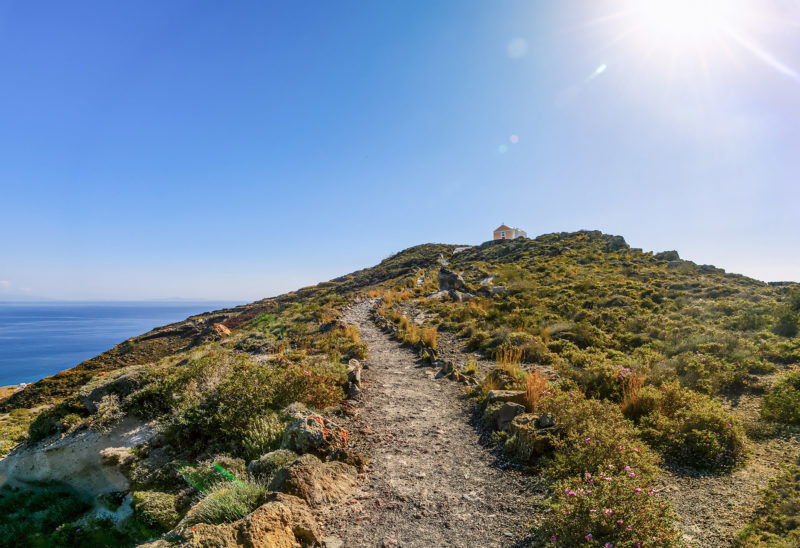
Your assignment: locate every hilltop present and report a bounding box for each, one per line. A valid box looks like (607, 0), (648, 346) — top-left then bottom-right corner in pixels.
(0, 231), (798, 547)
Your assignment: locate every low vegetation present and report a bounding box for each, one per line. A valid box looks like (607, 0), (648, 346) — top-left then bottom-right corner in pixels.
(736, 462), (800, 547)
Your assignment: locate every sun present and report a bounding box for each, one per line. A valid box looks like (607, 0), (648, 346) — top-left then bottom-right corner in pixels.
(625, 0), (743, 57)
(586, 0), (800, 85)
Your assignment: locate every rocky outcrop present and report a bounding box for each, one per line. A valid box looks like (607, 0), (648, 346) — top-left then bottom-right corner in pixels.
(437, 268), (468, 292)
(496, 402), (526, 432)
(281, 404), (333, 455)
(143, 501), (301, 548)
(0, 416), (153, 496)
(269, 454), (358, 508)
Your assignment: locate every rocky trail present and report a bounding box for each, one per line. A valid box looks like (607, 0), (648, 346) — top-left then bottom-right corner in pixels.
(321, 300), (537, 548)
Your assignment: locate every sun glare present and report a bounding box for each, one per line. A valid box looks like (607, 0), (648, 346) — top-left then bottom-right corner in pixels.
(584, 0), (800, 86)
(627, 0), (742, 55)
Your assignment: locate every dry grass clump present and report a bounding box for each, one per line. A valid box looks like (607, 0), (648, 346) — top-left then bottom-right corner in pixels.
(620, 373), (646, 416)
(523, 370), (549, 412)
(344, 325), (360, 345)
(422, 327), (438, 350)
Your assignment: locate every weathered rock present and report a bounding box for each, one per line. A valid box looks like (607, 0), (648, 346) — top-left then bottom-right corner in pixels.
(269, 453), (357, 508)
(434, 360), (454, 379)
(536, 413), (556, 428)
(507, 413), (562, 459)
(327, 448), (367, 473)
(322, 536), (344, 548)
(426, 290), (452, 301)
(438, 268), (468, 292)
(345, 381), (362, 400)
(347, 359), (362, 386)
(281, 404), (331, 455)
(605, 235), (628, 252)
(496, 402), (526, 432)
(267, 493), (323, 547)
(451, 290), (476, 302)
(490, 286), (507, 297)
(213, 323), (231, 336)
(248, 449), (299, 481)
(486, 390), (526, 405)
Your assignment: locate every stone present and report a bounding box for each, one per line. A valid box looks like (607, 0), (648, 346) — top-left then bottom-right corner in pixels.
(327, 448), (367, 472)
(267, 493), (323, 547)
(496, 402), (526, 432)
(426, 290), (452, 301)
(654, 250), (680, 261)
(323, 536), (344, 548)
(281, 405), (332, 455)
(490, 286), (507, 297)
(437, 268), (468, 292)
(213, 323), (231, 336)
(247, 449), (299, 481)
(451, 290), (476, 302)
(536, 413), (556, 428)
(486, 390), (526, 405)
(269, 453), (358, 508)
(345, 381), (362, 400)
(605, 235), (629, 252)
(508, 413), (563, 458)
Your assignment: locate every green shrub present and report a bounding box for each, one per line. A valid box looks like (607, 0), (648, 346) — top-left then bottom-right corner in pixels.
(735, 464), (800, 547)
(89, 394), (125, 432)
(28, 397), (89, 442)
(242, 413), (284, 461)
(761, 371), (800, 424)
(131, 490), (181, 533)
(185, 478), (268, 525)
(625, 382), (748, 471)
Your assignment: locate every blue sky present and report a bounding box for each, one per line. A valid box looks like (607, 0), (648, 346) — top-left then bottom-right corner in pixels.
(1, 0), (799, 301)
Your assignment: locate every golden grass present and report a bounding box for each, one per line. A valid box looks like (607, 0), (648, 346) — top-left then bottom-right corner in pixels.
(621, 373), (646, 415)
(523, 369), (549, 412)
(344, 325), (360, 345)
(422, 327), (438, 350)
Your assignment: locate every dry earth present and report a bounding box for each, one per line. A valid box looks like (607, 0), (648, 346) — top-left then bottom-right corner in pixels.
(321, 300), (539, 548)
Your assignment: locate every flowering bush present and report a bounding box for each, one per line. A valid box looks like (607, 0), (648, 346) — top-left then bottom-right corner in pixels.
(761, 371), (800, 425)
(541, 471), (682, 547)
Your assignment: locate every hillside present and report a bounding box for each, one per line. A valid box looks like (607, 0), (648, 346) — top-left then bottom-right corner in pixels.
(0, 231), (798, 547)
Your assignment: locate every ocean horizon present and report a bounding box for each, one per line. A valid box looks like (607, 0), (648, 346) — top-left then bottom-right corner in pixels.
(0, 301), (243, 387)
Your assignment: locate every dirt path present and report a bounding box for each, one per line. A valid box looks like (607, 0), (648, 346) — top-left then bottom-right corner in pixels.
(321, 300), (536, 548)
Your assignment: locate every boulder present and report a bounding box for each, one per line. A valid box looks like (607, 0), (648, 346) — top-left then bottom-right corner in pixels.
(496, 402), (526, 432)
(247, 449), (298, 481)
(437, 268), (468, 292)
(281, 405), (331, 455)
(266, 493), (323, 547)
(269, 453), (358, 508)
(451, 291), (475, 302)
(486, 390), (526, 405)
(490, 286), (507, 297)
(426, 290), (452, 301)
(605, 235), (628, 252)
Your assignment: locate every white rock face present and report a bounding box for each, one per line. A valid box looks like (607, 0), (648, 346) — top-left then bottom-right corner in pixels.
(0, 416), (153, 496)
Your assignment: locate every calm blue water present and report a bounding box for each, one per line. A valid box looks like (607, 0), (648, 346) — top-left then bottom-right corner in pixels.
(0, 302), (242, 386)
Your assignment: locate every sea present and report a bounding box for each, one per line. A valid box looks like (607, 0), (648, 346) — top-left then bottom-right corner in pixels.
(0, 301), (242, 387)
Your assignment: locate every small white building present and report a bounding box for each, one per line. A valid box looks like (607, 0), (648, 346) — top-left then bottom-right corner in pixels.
(493, 224), (526, 240)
